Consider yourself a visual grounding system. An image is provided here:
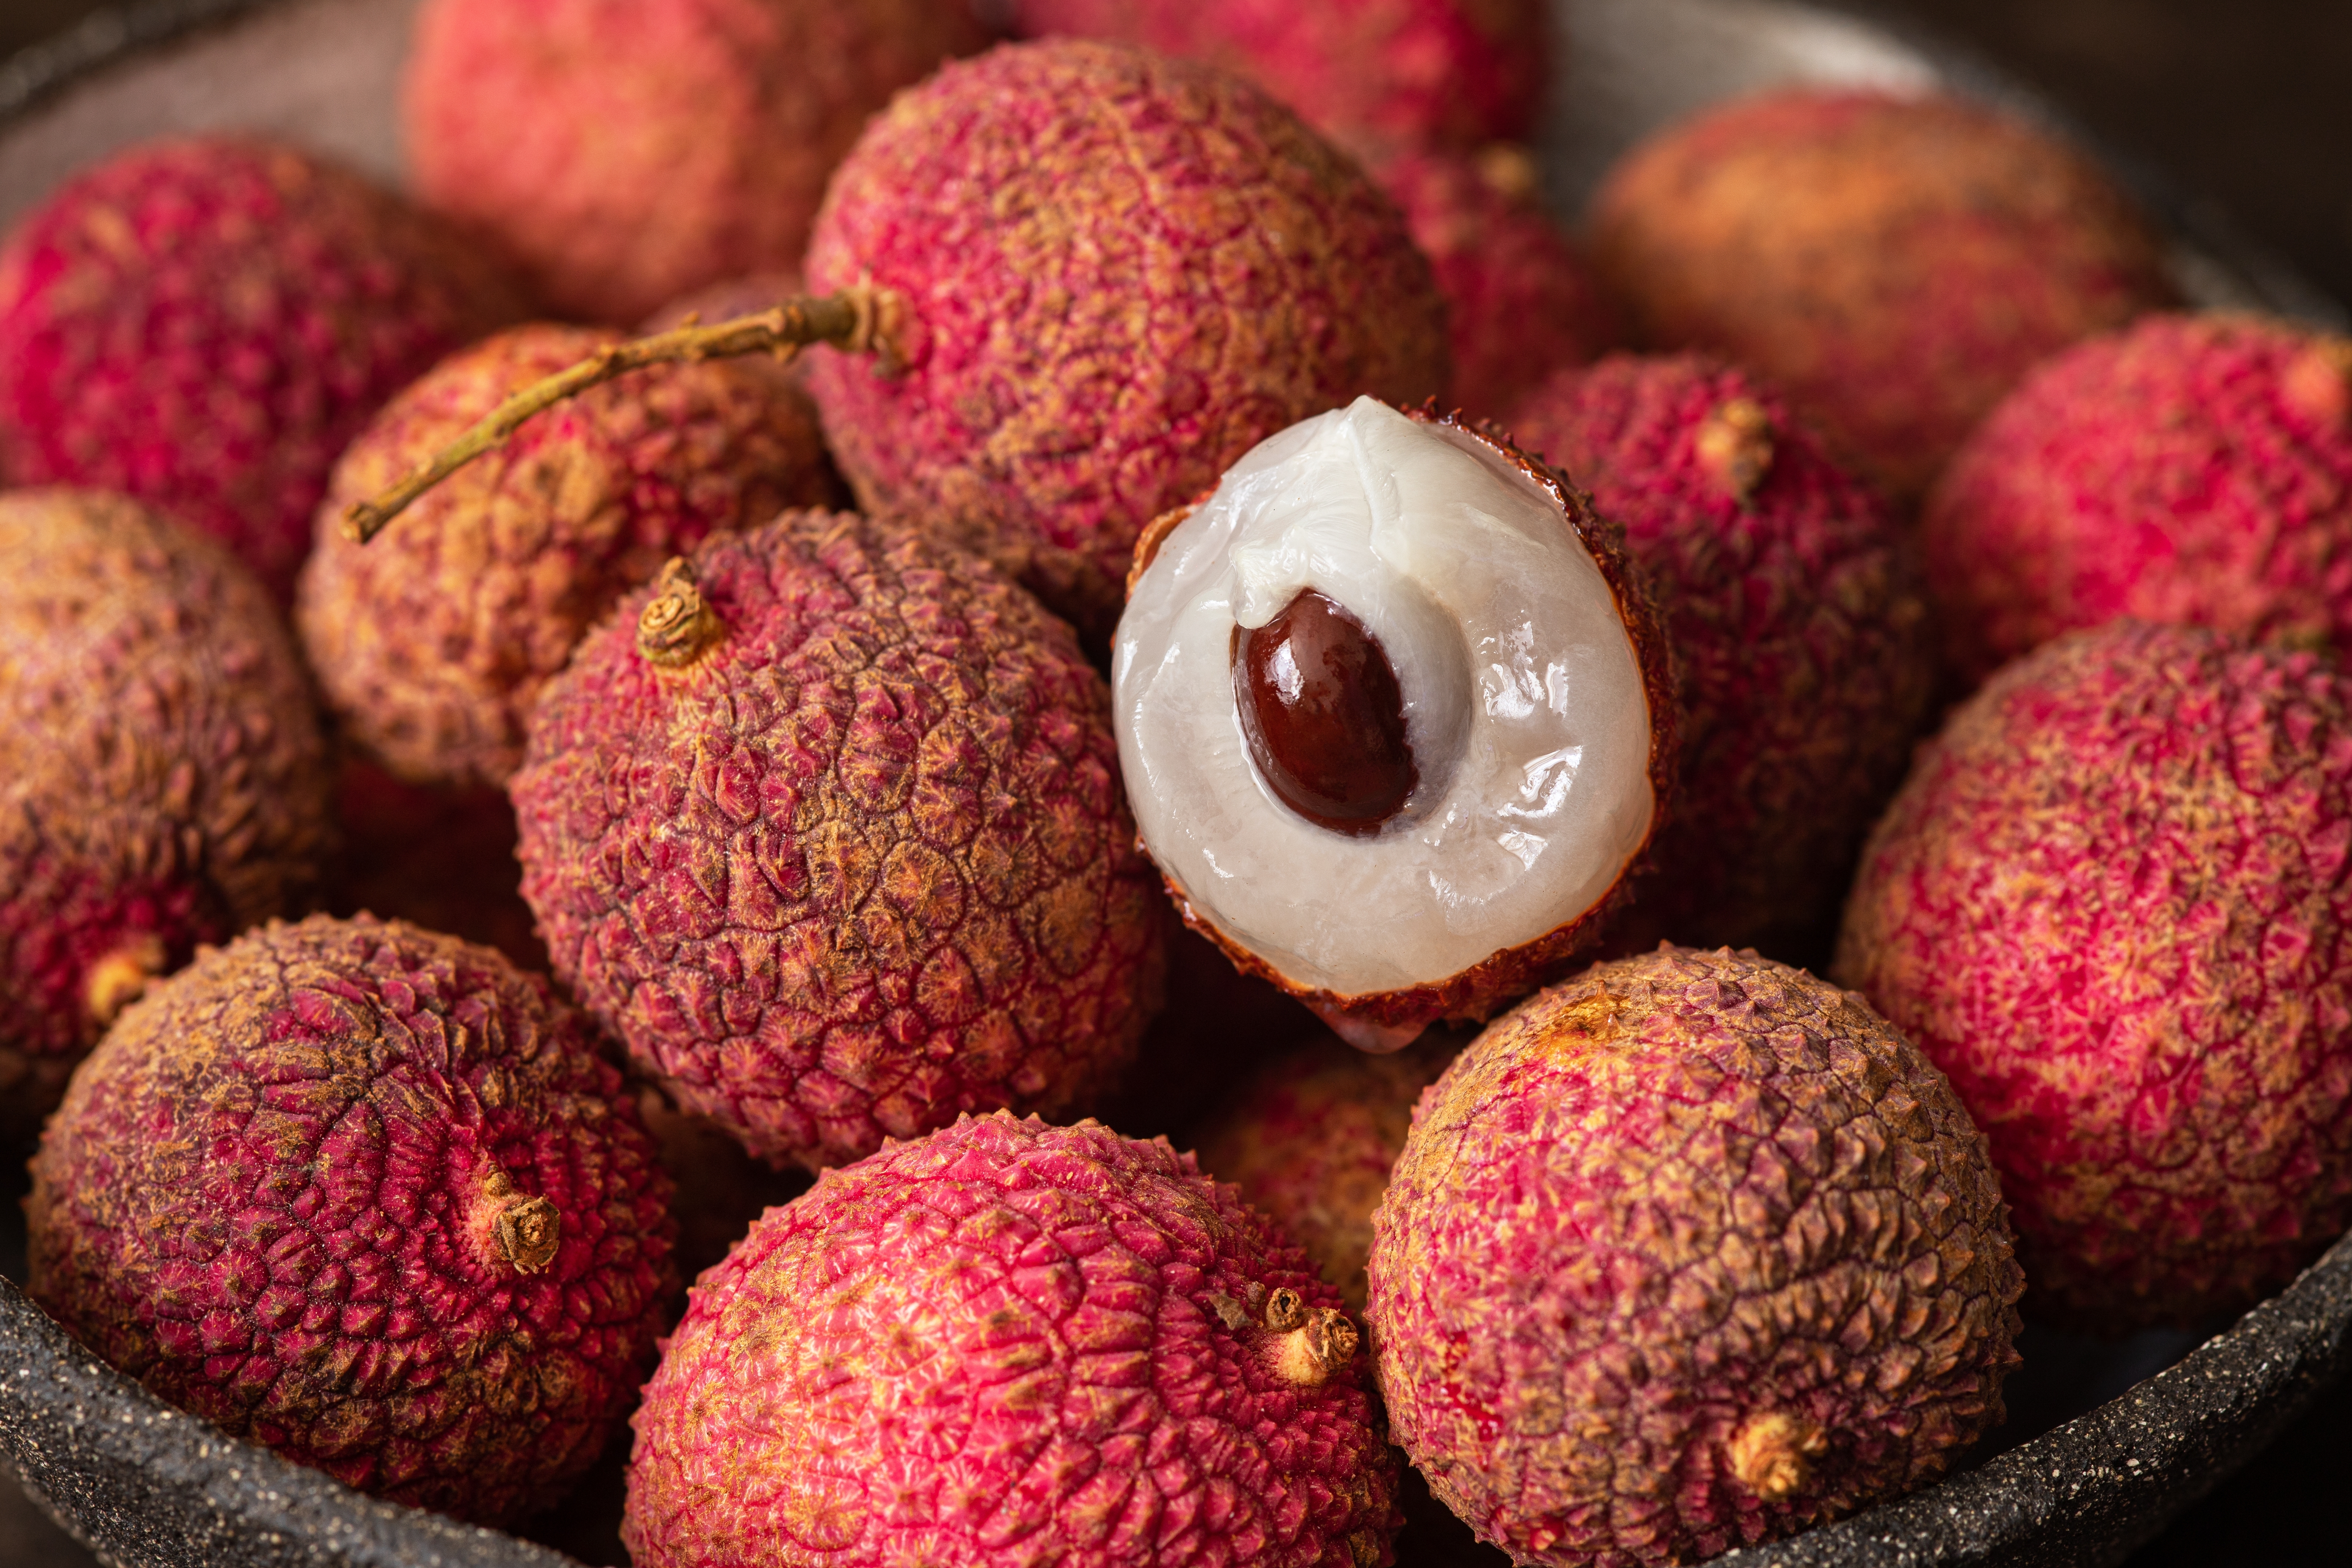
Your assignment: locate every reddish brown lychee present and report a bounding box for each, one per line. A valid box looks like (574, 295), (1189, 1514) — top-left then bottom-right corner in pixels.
(0, 488), (335, 1137)
(26, 913), (677, 1527)
(1837, 620), (2352, 1330)
(1508, 354), (1934, 960)
(319, 756), (546, 972)
(511, 510), (1167, 1172)
(402, 0), (992, 325)
(1923, 312), (2352, 684)
(1370, 946), (2023, 1565)
(299, 322), (839, 789)
(0, 136), (523, 601)
(622, 1112), (1398, 1568)
(1589, 89), (2178, 501)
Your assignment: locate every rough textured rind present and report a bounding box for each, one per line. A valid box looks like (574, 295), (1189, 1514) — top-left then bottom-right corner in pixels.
(622, 1112), (1399, 1568)
(1590, 89), (2178, 502)
(402, 0), (991, 325)
(1836, 620), (2352, 1330)
(0, 488), (335, 1137)
(0, 137), (524, 602)
(299, 323), (839, 789)
(803, 38), (1449, 641)
(1509, 355), (1934, 960)
(1011, 0), (1550, 159)
(512, 509), (1167, 1172)
(1370, 946), (2023, 1566)
(1923, 313), (2352, 684)
(24, 913), (677, 1529)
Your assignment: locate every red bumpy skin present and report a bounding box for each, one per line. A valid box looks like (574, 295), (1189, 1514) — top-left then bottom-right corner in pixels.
(1370, 946), (2022, 1566)
(511, 510), (1167, 1172)
(1012, 0), (1551, 158)
(1923, 313), (2352, 684)
(803, 38), (1448, 641)
(623, 1112), (1398, 1568)
(0, 489), (335, 1137)
(1837, 620), (2352, 1330)
(26, 914), (678, 1527)
(403, 0), (990, 325)
(0, 137), (522, 602)
(299, 323), (840, 789)
(1590, 90), (2178, 502)
(1510, 354), (1934, 959)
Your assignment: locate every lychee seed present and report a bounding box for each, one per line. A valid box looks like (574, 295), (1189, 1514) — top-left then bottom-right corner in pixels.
(1233, 589), (1419, 836)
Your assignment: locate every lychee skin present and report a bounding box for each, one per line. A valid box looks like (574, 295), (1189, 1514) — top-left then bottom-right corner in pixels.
(1837, 620), (2352, 1330)
(803, 39), (1448, 640)
(622, 1112), (1399, 1568)
(1922, 314), (2352, 685)
(1590, 90), (2177, 502)
(403, 0), (992, 325)
(1508, 355), (1934, 959)
(26, 914), (678, 1528)
(512, 510), (1167, 1173)
(0, 137), (523, 602)
(0, 488), (335, 1136)
(1370, 946), (2022, 1566)
(299, 323), (839, 790)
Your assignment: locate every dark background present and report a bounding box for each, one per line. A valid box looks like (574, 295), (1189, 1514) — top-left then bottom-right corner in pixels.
(1, 0), (2348, 1565)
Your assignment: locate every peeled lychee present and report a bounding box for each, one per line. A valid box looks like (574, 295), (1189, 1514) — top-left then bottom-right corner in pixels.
(622, 1112), (1398, 1568)
(1508, 354), (1933, 959)
(0, 488), (335, 1136)
(512, 510), (1167, 1172)
(299, 323), (839, 789)
(1923, 313), (2352, 684)
(26, 913), (677, 1527)
(1370, 946), (2023, 1565)
(1837, 620), (2352, 1330)
(0, 137), (523, 601)
(403, 0), (992, 324)
(1590, 89), (2178, 501)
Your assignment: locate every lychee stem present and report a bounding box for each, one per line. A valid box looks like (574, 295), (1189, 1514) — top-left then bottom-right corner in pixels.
(1258, 1286), (1360, 1386)
(476, 1167), (562, 1274)
(82, 937), (164, 1030)
(1695, 397), (1775, 505)
(637, 558), (726, 669)
(1727, 1411), (1829, 1501)
(341, 283), (907, 544)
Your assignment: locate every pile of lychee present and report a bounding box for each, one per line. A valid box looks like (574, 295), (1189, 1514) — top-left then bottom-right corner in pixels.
(2, 1), (2347, 1564)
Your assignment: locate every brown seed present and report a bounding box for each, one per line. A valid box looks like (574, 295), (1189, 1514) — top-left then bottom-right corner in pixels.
(1232, 589), (1417, 835)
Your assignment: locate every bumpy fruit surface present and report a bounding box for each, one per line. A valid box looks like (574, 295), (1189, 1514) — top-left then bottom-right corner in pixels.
(0, 489), (334, 1135)
(623, 1112), (1399, 1568)
(1924, 313), (2352, 683)
(0, 137), (522, 601)
(403, 0), (991, 323)
(300, 323), (838, 789)
(804, 39), (1448, 639)
(26, 914), (677, 1527)
(1370, 946), (2022, 1566)
(1510, 355), (1933, 959)
(1591, 90), (2177, 501)
(513, 510), (1166, 1172)
(1838, 620), (2352, 1329)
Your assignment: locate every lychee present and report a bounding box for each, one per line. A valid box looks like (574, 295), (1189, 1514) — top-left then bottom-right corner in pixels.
(511, 509), (1167, 1172)
(1923, 313), (2352, 684)
(622, 1112), (1398, 1568)
(1837, 619), (2352, 1330)
(0, 136), (523, 601)
(25, 913), (677, 1527)
(1370, 945), (2023, 1565)
(1589, 89), (2178, 501)
(1507, 354), (1933, 960)
(402, 0), (992, 324)
(0, 488), (334, 1136)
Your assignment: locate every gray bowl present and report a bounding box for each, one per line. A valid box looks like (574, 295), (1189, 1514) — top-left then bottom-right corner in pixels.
(2, 2), (2347, 1566)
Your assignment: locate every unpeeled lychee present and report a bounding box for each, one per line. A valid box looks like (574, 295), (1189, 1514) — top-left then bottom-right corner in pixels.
(512, 510), (1167, 1172)
(1923, 313), (2352, 684)
(0, 137), (523, 601)
(26, 913), (677, 1527)
(1837, 620), (2352, 1329)
(622, 1112), (1399, 1568)
(1371, 946), (2023, 1565)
